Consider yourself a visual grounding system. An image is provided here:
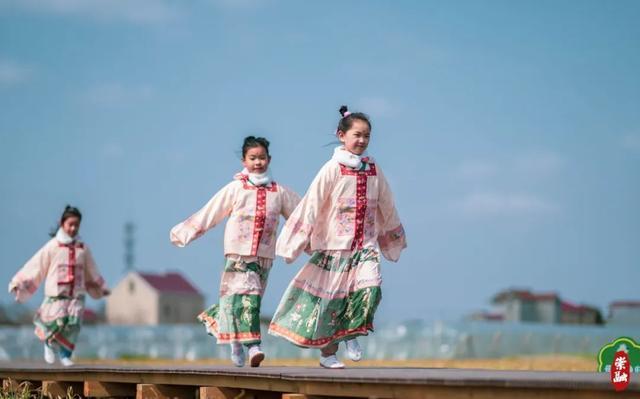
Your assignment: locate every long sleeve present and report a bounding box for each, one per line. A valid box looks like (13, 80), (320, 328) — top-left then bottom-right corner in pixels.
(8, 242), (51, 303)
(276, 163), (335, 263)
(84, 246), (109, 299)
(170, 182), (236, 247)
(376, 167), (407, 262)
(280, 186), (302, 220)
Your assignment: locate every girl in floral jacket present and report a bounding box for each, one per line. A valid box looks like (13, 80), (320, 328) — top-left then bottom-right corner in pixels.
(269, 106), (407, 369)
(9, 206), (110, 366)
(171, 136), (300, 367)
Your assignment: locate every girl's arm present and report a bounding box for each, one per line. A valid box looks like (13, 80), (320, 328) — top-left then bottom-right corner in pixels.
(376, 166), (407, 262)
(170, 182), (236, 247)
(8, 243), (51, 303)
(280, 186), (302, 220)
(276, 163), (335, 263)
(84, 245), (110, 299)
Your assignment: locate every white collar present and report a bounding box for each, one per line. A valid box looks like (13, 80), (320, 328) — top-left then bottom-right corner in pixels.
(55, 228), (77, 245)
(236, 168), (272, 186)
(331, 146), (373, 169)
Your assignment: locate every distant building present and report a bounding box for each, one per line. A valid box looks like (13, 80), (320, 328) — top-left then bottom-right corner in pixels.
(82, 308), (99, 325)
(559, 301), (602, 325)
(106, 271), (205, 325)
(608, 301), (640, 325)
(471, 289), (603, 325)
(466, 311), (504, 322)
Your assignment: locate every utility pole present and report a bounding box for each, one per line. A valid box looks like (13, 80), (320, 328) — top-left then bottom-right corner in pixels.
(124, 222), (135, 273)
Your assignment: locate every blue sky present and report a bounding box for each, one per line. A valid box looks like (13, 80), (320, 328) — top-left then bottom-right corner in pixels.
(0, 0), (638, 322)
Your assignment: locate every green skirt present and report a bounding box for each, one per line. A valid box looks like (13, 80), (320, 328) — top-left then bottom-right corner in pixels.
(269, 247), (382, 348)
(34, 295), (85, 355)
(198, 255), (272, 345)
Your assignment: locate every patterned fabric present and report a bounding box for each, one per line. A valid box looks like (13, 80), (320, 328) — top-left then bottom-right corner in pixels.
(276, 158), (406, 264)
(8, 238), (109, 302)
(269, 247), (382, 348)
(8, 237), (109, 357)
(198, 255), (272, 345)
(170, 174), (300, 259)
(34, 295), (85, 355)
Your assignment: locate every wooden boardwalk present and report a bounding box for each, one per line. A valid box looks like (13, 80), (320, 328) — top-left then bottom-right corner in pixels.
(1, 362), (638, 398)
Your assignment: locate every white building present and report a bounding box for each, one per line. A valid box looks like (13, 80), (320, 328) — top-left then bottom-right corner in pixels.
(106, 271), (205, 325)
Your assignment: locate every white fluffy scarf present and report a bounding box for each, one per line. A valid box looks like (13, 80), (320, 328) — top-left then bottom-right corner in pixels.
(55, 228), (77, 244)
(236, 168), (272, 186)
(332, 146), (372, 169)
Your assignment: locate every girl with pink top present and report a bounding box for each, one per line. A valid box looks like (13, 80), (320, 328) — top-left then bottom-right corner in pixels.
(8, 206), (110, 366)
(170, 136), (300, 367)
(269, 106), (407, 368)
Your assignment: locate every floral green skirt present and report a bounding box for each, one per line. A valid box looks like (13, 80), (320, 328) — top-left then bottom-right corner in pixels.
(198, 255), (272, 345)
(269, 247), (382, 348)
(34, 295), (85, 355)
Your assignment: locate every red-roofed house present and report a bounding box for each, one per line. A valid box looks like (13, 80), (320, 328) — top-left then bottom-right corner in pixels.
(489, 288), (603, 325)
(559, 301), (602, 324)
(106, 271), (205, 325)
(82, 308), (100, 325)
(609, 301), (640, 325)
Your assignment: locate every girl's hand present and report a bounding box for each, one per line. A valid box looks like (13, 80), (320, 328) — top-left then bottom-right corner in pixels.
(9, 286), (22, 303)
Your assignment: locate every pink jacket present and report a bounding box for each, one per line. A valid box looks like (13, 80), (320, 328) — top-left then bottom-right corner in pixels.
(276, 158), (407, 263)
(9, 238), (109, 302)
(170, 175), (301, 259)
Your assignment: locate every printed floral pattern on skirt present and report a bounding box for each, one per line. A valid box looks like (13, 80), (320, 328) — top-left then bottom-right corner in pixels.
(268, 247), (382, 348)
(198, 255), (272, 344)
(34, 295), (85, 355)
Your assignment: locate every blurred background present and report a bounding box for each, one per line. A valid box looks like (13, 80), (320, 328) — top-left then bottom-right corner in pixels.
(0, 0), (638, 362)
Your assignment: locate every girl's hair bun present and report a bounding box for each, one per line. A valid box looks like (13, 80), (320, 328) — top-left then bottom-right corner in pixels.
(339, 105), (349, 117)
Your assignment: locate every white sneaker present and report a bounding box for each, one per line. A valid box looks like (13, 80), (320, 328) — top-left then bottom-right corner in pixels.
(44, 345), (55, 364)
(345, 338), (363, 362)
(319, 355), (345, 369)
(248, 345), (265, 368)
(230, 343), (245, 367)
(60, 356), (74, 367)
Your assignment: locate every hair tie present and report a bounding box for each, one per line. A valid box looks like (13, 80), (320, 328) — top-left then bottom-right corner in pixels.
(342, 111), (351, 118)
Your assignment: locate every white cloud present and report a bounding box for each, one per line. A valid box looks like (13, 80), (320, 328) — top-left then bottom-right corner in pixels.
(355, 96), (396, 118)
(455, 192), (558, 216)
(454, 151), (564, 181)
(0, 0), (182, 25)
(455, 160), (497, 180)
(622, 134), (640, 153)
(0, 59), (31, 87)
(514, 151), (564, 176)
(84, 83), (153, 106)
(451, 152), (563, 218)
(100, 142), (124, 159)
(208, 0), (269, 9)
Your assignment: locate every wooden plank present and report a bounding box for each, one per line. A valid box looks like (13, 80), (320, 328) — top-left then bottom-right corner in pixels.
(2, 364), (633, 392)
(2, 364), (639, 398)
(198, 386), (241, 399)
(137, 383), (196, 399)
(294, 381), (640, 399)
(43, 380), (84, 398)
(199, 386), (281, 399)
(84, 380), (136, 397)
(282, 394), (331, 399)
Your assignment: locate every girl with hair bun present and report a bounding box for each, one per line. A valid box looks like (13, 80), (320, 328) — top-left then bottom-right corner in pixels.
(269, 106), (407, 369)
(8, 205), (110, 366)
(170, 136), (300, 367)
